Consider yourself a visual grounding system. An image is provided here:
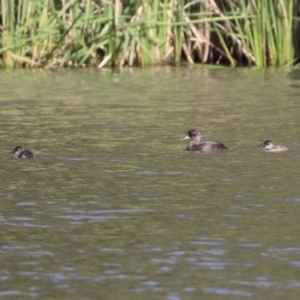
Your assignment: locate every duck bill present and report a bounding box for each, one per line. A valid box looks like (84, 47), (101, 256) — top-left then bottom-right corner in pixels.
(180, 133), (190, 141)
(257, 143), (265, 149)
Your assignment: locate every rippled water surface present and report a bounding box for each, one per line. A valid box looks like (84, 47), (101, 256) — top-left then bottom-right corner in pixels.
(1, 68), (300, 299)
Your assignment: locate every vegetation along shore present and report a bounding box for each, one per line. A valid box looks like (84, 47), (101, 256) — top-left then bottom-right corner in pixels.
(0, 0), (299, 69)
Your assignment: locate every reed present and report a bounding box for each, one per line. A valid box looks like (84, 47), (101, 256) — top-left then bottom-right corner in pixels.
(0, 0), (298, 68)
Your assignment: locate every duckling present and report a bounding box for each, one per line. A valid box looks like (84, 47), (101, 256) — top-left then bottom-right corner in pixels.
(258, 140), (288, 152)
(181, 129), (228, 151)
(11, 146), (34, 158)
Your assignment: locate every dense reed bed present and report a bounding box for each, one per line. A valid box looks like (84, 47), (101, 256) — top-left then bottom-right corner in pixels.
(0, 0), (299, 68)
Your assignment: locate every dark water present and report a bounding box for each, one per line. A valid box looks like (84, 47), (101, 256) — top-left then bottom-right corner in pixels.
(1, 68), (300, 299)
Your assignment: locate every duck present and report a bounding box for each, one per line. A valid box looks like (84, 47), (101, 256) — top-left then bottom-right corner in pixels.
(258, 140), (288, 152)
(180, 129), (228, 151)
(11, 146), (34, 158)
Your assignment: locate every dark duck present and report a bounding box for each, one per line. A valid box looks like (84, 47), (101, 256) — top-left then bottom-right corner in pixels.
(11, 146), (34, 158)
(181, 129), (228, 151)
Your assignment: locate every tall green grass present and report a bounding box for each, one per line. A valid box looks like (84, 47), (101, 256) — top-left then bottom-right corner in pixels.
(0, 0), (298, 68)
(221, 0), (295, 66)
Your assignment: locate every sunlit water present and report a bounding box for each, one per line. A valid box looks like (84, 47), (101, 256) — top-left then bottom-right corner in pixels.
(1, 68), (300, 299)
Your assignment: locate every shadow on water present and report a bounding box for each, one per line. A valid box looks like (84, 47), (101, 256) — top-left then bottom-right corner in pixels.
(0, 68), (300, 299)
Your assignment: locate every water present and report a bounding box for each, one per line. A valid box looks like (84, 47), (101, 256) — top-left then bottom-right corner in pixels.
(1, 68), (300, 299)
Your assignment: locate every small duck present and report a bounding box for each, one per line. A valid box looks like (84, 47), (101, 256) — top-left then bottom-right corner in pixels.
(11, 146), (34, 158)
(258, 140), (288, 152)
(181, 129), (228, 151)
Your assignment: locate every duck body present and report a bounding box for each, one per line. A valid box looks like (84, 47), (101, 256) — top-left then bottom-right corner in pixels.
(258, 140), (288, 152)
(181, 129), (228, 152)
(11, 146), (34, 158)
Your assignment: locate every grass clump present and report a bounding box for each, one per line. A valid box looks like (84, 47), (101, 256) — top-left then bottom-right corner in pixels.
(0, 0), (298, 68)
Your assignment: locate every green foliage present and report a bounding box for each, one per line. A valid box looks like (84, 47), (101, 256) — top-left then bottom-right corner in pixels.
(0, 0), (297, 68)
